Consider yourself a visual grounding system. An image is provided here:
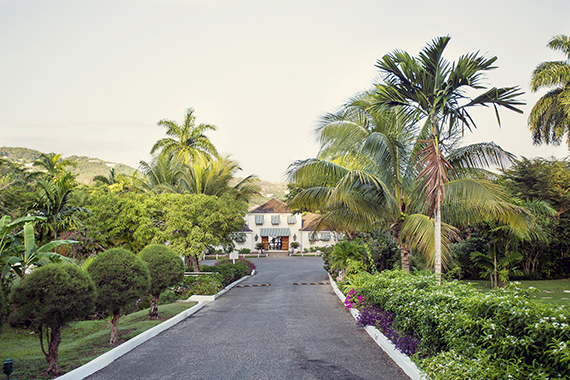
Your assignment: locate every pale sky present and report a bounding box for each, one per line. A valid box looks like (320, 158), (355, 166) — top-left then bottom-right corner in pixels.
(1, 0), (569, 181)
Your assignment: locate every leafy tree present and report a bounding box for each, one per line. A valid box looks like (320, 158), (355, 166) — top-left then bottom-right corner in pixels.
(151, 108), (218, 164)
(369, 36), (524, 282)
(86, 248), (150, 345)
(93, 168), (118, 185)
(32, 152), (76, 179)
(138, 244), (184, 320)
(9, 263), (95, 376)
(528, 34), (570, 146)
(84, 192), (247, 271)
(0, 159), (38, 216)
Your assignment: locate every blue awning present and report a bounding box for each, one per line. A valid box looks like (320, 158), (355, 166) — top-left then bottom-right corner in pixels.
(260, 228), (291, 237)
(271, 215), (281, 225)
(255, 215), (264, 225)
(287, 215), (297, 224)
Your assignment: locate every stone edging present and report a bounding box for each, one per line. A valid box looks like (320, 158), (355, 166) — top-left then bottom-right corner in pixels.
(57, 270), (256, 380)
(328, 274), (427, 380)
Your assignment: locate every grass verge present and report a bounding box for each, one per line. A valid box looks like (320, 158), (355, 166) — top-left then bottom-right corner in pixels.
(465, 278), (570, 305)
(1, 301), (197, 380)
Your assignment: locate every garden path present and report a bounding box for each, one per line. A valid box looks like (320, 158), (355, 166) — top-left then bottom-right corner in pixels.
(85, 257), (409, 380)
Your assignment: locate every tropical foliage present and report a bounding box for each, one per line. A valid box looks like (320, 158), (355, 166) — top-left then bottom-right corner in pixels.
(86, 248), (150, 345)
(138, 244), (184, 320)
(9, 263), (96, 376)
(529, 34), (570, 146)
(151, 107), (218, 164)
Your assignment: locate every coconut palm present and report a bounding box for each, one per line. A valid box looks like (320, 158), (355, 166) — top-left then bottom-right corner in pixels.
(135, 154), (184, 193)
(288, 90), (530, 274)
(178, 155), (259, 201)
(371, 36), (525, 281)
(528, 34), (570, 146)
(151, 108), (218, 164)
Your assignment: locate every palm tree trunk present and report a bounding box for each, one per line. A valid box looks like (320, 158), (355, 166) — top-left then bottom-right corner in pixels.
(434, 197), (442, 285)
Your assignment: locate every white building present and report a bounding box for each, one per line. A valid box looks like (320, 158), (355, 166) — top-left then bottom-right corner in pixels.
(233, 198), (339, 254)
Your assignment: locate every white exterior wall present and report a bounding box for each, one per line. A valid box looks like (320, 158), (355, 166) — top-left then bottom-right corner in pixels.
(245, 212), (303, 250)
(300, 231), (339, 251)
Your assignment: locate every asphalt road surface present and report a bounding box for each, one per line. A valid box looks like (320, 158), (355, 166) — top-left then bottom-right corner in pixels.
(85, 257), (410, 380)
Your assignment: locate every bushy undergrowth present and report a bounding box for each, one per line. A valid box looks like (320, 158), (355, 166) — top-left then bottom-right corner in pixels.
(345, 270), (570, 379)
(172, 273), (224, 298)
(201, 258), (255, 286)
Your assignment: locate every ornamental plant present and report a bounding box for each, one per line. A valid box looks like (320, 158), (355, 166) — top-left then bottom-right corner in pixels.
(138, 244), (184, 320)
(87, 248), (150, 345)
(349, 270), (570, 379)
(9, 263), (96, 376)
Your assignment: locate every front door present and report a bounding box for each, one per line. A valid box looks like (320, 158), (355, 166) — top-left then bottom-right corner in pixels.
(282, 236), (289, 251)
(262, 236), (269, 250)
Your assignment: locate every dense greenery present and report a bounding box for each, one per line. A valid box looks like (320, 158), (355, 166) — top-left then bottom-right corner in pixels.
(344, 270), (570, 379)
(86, 248), (150, 345)
(84, 191), (248, 270)
(528, 35), (570, 147)
(9, 263), (96, 376)
(138, 244), (185, 320)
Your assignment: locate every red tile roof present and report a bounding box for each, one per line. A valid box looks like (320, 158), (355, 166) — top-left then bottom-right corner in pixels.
(250, 198), (291, 214)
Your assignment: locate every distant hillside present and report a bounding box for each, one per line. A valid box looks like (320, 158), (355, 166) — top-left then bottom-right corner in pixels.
(0, 146), (137, 184)
(0, 147), (289, 200)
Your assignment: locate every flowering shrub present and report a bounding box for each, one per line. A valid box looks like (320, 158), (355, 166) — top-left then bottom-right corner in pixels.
(349, 270), (570, 379)
(344, 288), (366, 310)
(357, 305), (420, 356)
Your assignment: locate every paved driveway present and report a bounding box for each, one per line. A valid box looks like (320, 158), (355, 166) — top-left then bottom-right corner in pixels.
(86, 258), (409, 380)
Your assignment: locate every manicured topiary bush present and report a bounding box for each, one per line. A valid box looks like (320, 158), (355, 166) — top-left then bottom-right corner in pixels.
(138, 244), (184, 320)
(86, 248), (150, 345)
(9, 263), (96, 376)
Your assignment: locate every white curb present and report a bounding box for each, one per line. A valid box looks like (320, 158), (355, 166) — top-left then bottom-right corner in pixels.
(58, 269), (256, 380)
(57, 302), (205, 380)
(188, 269), (256, 302)
(328, 274), (427, 380)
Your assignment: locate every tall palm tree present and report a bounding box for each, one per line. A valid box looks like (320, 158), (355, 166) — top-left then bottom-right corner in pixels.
(288, 90), (530, 274)
(151, 108), (218, 164)
(529, 34), (570, 146)
(371, 36), (525, 281)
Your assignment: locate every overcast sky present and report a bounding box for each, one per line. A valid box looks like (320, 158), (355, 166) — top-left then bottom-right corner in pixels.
(1, 0), (569, 181)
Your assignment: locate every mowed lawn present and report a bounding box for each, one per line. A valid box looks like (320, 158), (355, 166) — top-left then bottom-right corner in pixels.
(1, 301), (197, 380)
(465, 278), (570, 306)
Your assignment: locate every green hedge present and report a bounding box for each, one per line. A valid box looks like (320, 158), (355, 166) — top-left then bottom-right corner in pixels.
(350, 270), (570, 379)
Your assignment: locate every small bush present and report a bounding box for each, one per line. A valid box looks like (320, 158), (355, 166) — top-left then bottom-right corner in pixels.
(200, 258), (255, 286)
(173, 273), (224, 297)
(238, 248), (251, 254)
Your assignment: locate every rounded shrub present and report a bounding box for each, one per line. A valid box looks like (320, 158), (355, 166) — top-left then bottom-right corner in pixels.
(86, 248), (150, 345)
(9, 263), (96, 376)
(138, 244), (184, 319)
